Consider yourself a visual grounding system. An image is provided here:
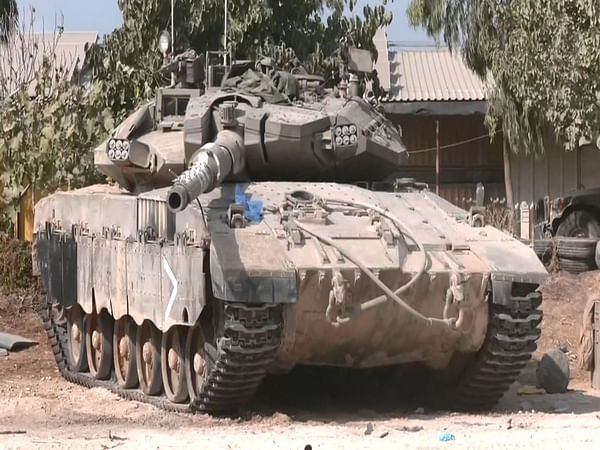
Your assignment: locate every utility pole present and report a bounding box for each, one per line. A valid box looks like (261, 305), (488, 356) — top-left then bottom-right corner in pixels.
(170, 0), (175, 85)
(435, 120), (440, 196)
(503, 139), (515, 234)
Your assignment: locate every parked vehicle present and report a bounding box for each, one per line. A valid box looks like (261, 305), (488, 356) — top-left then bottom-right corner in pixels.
(534, 189), (600, 272)
(537, 188), (600, 238)
(33, 49), (547, 413)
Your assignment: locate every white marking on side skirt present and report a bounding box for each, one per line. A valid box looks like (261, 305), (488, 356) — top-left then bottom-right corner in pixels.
(163, 257), (178, 318)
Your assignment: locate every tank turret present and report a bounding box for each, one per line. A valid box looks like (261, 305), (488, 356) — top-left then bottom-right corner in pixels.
(93, 51), (204, 192)
(95, 48), (407, 201)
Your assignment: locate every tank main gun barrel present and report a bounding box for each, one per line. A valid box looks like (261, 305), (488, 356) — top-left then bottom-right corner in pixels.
(167, 130), (244, 213)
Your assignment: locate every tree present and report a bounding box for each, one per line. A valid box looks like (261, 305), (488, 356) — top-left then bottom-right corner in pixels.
(0, 10), (112, 234)
(406, 0), (600, 155)
(0, 0), (17, 42)
(91, 0), (395, 121)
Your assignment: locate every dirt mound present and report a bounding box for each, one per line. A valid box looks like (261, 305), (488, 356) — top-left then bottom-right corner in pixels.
(537, 271), (600, 383)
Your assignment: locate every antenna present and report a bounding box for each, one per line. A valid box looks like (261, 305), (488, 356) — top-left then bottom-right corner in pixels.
(57, 11), (64, 33)
(171, 0), (175, 85)
(171, 0), (175, 54)
(223, 0), (228, 65)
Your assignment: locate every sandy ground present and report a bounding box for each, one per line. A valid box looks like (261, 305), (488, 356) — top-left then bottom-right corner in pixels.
(1, 272), (600, 449)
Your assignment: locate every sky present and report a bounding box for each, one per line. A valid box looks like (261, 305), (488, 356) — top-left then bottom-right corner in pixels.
(16, 0), (434, 43)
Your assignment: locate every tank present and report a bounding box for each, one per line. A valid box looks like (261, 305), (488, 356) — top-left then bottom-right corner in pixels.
(32, 49), (547, 413)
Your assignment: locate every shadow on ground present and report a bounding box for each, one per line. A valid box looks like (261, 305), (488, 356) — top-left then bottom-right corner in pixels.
(250, 364), (437, 422)
(248, 365), (600, 422)
(496, 382), (600, 415)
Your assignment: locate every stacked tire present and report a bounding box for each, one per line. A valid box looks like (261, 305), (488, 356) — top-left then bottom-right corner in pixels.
(556, 237), (598, 274)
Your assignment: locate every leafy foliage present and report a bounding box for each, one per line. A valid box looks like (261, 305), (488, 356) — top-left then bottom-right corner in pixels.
(407, 0), (600, 154)
(0, 77), (112, 203)
(0, 0), (16, 42)
(0, 16), (113, 233)
(0, 87), (112, 225)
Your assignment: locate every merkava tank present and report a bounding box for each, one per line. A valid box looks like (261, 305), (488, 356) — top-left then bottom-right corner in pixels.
(33, 48), (547, 413)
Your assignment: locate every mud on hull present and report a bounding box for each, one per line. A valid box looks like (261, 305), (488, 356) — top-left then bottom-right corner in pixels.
(37, 229), (283, 412)
(34, 226), (542, 413)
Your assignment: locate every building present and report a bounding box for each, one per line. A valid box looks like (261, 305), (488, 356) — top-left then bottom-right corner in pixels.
(374, 29), (504, 209)
(374, 28), (600, 214)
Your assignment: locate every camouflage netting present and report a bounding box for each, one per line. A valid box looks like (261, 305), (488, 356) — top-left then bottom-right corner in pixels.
(222, 69), (293, 104)
(0, 239), (34, 294)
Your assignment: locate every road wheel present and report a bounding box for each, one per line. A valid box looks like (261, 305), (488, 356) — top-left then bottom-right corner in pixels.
(113, 316), (138, 389)
(136, 320), (162, 395)
(161, 326), (189, 403)
(67, 305), (88, 372)
(556, 210), (600, 238)
(185, 323), (209, 401)
(86, 309), (114, 380)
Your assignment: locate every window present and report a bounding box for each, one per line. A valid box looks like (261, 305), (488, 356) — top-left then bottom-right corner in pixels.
(162, 96), (189, 117)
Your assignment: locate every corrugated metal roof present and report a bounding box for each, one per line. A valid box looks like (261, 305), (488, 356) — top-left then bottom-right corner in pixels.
(382, 47), (487, 102)
(0, 31), (98, 97)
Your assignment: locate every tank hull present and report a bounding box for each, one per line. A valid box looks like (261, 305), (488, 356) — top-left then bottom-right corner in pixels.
(33, 181), (547, 412)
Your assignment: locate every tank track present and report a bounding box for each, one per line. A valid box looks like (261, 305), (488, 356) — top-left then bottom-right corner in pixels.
(38, 292), (282, 414)
(191, 303), (282, 412)
(448, 283), (543, 410)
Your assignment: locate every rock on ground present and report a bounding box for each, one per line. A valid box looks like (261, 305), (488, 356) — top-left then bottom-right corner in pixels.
(537, 349), (570, 394)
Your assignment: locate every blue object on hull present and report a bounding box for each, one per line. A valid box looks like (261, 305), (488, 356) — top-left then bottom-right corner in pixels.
(235, 185), (263, 223)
